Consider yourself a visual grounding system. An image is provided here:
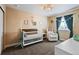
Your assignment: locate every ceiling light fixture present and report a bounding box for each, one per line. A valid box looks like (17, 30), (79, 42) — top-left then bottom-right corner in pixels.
(40, 4), (53, 11)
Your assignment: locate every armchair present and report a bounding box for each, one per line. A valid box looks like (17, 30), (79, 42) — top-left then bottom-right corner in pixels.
(47, 31), (58, 41)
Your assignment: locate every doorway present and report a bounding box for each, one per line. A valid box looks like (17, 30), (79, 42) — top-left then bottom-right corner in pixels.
(0, 6), (4, 54)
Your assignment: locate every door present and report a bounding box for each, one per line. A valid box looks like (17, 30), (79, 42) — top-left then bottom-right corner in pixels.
(0, 7), (3, 54)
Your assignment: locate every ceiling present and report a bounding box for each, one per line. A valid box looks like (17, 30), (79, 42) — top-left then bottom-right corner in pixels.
(7, 4), (79, 16)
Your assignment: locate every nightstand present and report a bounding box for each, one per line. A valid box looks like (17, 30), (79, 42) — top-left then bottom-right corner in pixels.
(43, 33), (48, 41)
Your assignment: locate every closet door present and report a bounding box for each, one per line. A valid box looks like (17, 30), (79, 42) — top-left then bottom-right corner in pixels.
(0, 7), (3, 54)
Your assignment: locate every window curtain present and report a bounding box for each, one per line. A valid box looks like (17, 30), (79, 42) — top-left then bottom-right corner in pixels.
(64, 14), (73, 38)
(56, 17), (62, 32)
(56, 17), (62, 39)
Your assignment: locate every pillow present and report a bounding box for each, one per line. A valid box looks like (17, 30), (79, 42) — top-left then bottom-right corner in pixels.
(73, 34), (79, 41)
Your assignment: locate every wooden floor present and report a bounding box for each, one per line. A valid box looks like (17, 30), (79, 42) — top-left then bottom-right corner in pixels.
(2, 41), (61, 55)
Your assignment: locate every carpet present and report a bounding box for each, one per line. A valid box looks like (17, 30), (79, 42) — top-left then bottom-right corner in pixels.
(2, 41), (61, 55)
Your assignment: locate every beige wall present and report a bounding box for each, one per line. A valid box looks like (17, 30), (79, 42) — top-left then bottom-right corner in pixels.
(4, 7), (48, 48)
(48, 9), (79, 34)
(73, 9), (79, 34)
(47, 16), (56, 32)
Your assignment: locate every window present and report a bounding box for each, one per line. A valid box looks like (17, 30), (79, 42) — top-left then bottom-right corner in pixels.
(58, 17), (70, 31)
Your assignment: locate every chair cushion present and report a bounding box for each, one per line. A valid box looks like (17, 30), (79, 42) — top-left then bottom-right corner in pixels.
(73, 34), (79, 41)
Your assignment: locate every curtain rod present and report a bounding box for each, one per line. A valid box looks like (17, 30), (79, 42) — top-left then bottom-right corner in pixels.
(56, 12), (77, 18)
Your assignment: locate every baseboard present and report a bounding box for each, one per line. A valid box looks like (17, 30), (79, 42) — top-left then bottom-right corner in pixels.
(4, 43), (18, 49)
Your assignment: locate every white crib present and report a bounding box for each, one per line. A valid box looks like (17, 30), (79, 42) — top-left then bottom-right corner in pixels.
(20, 29), (43, 48)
